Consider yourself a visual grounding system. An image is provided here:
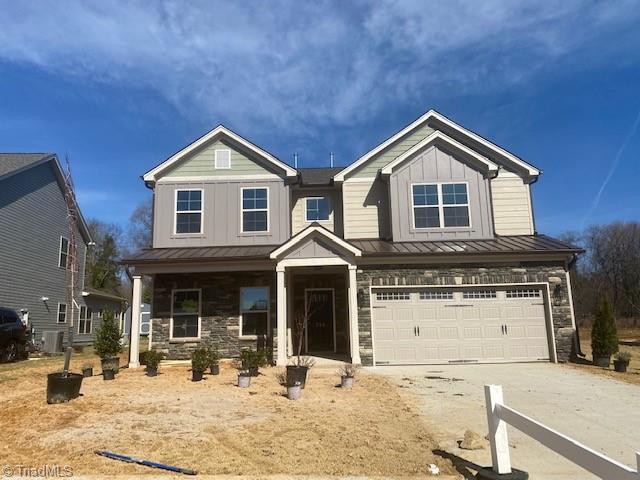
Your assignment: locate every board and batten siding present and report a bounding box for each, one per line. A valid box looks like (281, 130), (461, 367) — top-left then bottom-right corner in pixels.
(0, 162), (88, 345)
(290, 188), (343, 236)
(389, 145), (494, 241)
(490, 169), (534, 235)
(163, 139), (279, 178)
(342, 179), (390, 239)
(153, 179), (290, 248)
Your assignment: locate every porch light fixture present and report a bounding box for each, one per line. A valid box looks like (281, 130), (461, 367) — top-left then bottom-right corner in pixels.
(41, 296), (49, 302)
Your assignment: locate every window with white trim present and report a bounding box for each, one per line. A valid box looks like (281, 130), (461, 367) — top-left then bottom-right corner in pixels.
(78, 306), (92, 334)
(58, 237), (69, 268)
(506, 289), (542, 299)
(175, 190), (202, 234)
(57, 303), (67, 323)
(171, 290), (201, 339)
(214, 149), (231, 169)
(242, 188), (268, 232)
(305, 196), (331, 222)
(240, 287), (269, 336)
(463, 290), (497, 299)
(376, 291), (410, 301)
(412, 183), (470, 228)
(420, 291), (454, 300)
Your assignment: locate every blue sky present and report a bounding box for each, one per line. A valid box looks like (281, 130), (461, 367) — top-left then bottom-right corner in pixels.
(0, 0), (639, 236)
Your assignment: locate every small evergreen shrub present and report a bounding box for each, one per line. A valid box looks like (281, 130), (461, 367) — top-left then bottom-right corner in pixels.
(191, 348), (209, 375)
(145, 350), (164, 370)
(94, 310), (123, 359)
(207, 347), (220, 368)
(240, 349), (267, 369)
(615, 351), (632, 362)
(591, 296), (619, 357)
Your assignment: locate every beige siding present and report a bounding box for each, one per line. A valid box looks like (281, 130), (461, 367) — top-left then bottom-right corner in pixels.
(491, 170), (534, 235)
(343, 179), (390, 239)
(291, 188), (342, 236)
(163, 139), (278, 178)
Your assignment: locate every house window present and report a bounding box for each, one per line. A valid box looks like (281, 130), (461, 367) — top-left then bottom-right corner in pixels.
(240, 287), (269, 337)
(305, 197), (331, 222)
(58, 237), (69, 268)
(215, 149), (231, 169)
(376, 291), (410, 301)
(57, 303), (67, 323)
(175, 189), (202, 234)
(242, 188), (268, 232)
(420, 291), (454, 300)
(412, 183), (470, 229)
(78, 306), (92, 334)
(463, 290), (497, 299)
(171, 289), (201, 339)
(506, 289), (542, 299)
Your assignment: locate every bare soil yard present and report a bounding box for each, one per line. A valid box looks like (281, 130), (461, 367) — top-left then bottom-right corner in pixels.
(0, 357), (454, 478)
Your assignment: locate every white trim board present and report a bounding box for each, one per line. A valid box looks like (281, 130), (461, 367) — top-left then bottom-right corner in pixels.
(270, 225), (362, 260)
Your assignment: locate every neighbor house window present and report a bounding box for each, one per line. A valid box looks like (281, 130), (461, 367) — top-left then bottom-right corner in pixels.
(305, 196), (331, 222)
(57, 303), (67, 323)
(240, 287), (269, 337)
(214, 149), (231, 169)
(242, 188), (268, 232)
(58, 237), (69, 268)
(412, 183), (470, 228)
(171, 289), (201, 339)
(78, 306), (92, 334)
(175, 189), (202, 234)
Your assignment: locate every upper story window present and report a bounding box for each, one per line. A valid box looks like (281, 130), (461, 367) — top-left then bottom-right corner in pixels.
(412, 183), (470, 229)
(58, 237), (69, 268)
(305, 196), (331, 222)
(242, 187), (268, 232)
(214, 149), (231, 169)
(175, 189), (202, 234)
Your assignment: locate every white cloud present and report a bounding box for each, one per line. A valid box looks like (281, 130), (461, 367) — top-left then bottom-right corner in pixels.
(0, 0), (638, 133)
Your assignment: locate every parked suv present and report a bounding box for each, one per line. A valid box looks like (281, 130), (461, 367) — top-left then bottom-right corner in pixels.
(0, 307), (27, 362)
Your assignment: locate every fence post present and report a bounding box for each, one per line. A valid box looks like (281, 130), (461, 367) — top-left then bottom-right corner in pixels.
(485, 384), (512, 475)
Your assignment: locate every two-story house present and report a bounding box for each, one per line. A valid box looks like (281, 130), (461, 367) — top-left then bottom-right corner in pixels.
(0, 153), (126, 351)
(123, 110), (581, 368)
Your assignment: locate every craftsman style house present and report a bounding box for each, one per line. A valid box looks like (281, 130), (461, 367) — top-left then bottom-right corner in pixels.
(123, 110), (581, 367)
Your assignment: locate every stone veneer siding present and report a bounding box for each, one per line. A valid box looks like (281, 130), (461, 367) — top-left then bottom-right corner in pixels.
(151, 271), (276, 360)
(355, 262), (576, 366)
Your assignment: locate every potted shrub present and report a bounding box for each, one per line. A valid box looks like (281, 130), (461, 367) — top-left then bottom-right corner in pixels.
(145, 350), (164, 377)
(240, 349), (266, 376)
(287, 307), (316, 388)
(613, 351), (631, 373)
(287, 381), (302, 400)
(208, 347), (220, 375)
(591, 296), (618, 367)
(191, 348), (208, 382)
(47, 349), (83, 404)
(94, 310), (123, 374)
(237, 368), (252, 388)
(339, 363), (360, 388)
(81, 363), (93, 378)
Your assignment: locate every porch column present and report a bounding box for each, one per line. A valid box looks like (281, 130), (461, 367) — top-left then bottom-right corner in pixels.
(276, 266), (287, 366)
(348, 265), (362, 364)
(129, 274), (142, 368)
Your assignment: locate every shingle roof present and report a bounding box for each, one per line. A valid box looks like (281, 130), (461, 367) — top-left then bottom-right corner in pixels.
(298, 167), (343, 186)
(82, 287), (127, 302)
(0, 153), (53, 178)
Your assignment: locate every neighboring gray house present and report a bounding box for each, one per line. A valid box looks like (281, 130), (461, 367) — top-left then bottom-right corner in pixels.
(123, 110), (582, 368)
(0, 154), (125, 348)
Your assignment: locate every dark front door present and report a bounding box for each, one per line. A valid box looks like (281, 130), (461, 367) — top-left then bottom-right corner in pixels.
(306, 289), (334, 352)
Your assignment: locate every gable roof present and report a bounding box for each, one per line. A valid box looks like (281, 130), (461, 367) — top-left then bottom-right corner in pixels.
(334, 109), (540, 182)
(270, 223), (362, 260)
(0, 153), (92, 243)
(143, 125), (298, 183)
(380, 130), (499, 177)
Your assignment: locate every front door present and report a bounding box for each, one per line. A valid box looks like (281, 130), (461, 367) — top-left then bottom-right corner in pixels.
(306, 289), (335, 352)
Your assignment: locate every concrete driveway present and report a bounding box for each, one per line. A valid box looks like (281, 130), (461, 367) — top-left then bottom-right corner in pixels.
(370, 363), (639, 479)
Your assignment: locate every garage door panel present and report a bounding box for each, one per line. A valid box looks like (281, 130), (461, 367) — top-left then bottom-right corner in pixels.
(439, 326), (460, 339)
(479, 306), (501, 320)
(420, 327), (438, 339)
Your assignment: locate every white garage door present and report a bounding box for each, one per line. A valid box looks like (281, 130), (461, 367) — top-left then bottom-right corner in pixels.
(372, 287), (550, 364)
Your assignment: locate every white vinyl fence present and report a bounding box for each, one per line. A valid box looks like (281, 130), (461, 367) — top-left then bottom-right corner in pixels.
(485, 385), (639, 479)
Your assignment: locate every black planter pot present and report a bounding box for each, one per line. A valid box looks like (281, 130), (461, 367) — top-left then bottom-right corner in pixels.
(102, 369), (115, 381)
(47, 372), (83, 404)
(146, 367), (158, 377)
(210, 364), (220, 375)
(192, 370), (204, 382)
(82, 367), (93, 378)
(101, 357), (120, 374)
(613, 360), (629, 373)
(593, 354), (611, 368)
(286, 365), (309, 388)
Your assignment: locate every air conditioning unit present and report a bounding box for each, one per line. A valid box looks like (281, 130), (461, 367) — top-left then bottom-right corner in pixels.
(41, 331), (64, 354)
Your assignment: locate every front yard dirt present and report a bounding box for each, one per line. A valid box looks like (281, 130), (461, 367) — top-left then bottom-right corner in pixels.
(0, 358), (455, 477)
